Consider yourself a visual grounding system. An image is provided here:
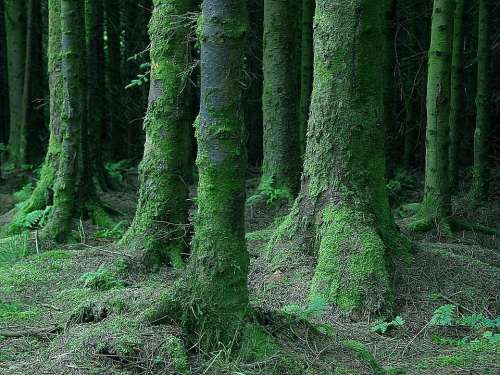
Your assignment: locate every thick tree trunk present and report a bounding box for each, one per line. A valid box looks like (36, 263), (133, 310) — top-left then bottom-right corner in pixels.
(470, 0), (491, 202)
(179, 0), (249, 349)
(42, 0), (85, 242)
(257, 0), (301, 201)
(448, 0), (465, 191)
(271, 0), (409, 318)
(118, 0), (194, 267)
(410, 0), (454, 230)
(298, 0), (314, 156)
(4, 0), (26, 168)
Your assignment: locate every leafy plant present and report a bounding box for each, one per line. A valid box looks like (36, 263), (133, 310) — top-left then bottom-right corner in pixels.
(80, 267), (124, 291)
(125, 62), (151, 89)
(371, 316), (406, 334)
(105, 160), (132, 184)
(10, 206), (53, 231)
(95, 221), (128, 240)
(14, 183), (34, 203)
(282, 296), (327, 321)
(459, 313), (500, 331)
(430, 304), (456, 327)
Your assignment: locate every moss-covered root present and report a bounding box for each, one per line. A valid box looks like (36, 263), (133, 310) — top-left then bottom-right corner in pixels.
(310, 205), (393, 318)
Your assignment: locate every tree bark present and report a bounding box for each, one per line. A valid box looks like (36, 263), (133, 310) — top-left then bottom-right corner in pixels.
(271, 0), (409, 318)
(104, 0), (125, 161)
(118, 0), (194, 267)
(298, 0), (314, 157)
(180, 0), (250, 349)
(410, 0), (454, 230)
(42, 0), (85, 242)
(448, 0), (465, 191)
(4, 0), (26, 168)
(257, 0), (301, 201)
(470, 0), (491, 202)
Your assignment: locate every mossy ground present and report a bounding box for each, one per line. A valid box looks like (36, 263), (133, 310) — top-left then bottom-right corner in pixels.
(0, 169), (499, 374)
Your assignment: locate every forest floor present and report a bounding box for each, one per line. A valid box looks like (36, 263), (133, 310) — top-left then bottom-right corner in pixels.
(0, 168), (499, 374)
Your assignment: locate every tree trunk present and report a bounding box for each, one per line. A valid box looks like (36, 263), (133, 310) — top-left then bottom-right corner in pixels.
(448, 0), (465, 191)
(20, 0), (39, 168)
(118, 0), (194, 267)
(42, 0), (85, 242)
(85, 0), (107, 191)
(0, 0), (8, 175)
(411, 0), (454, 230)
(5, 0), (64, 231)
(257, 0), (301, 201)
(4, 0), (26, 168)
(104, 0), (125, 161)
(470, 0), (491, 202)
(179, 0), (249, 349)
(270, 0), (409, 318)
(298, 0), (314, 156)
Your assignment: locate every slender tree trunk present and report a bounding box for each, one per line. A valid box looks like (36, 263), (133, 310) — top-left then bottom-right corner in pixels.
(85, 0), (107, 191)
(20, 0), (39, 167)
(270, 0), (409, 318)
(411, 0), (454, 230)
(105, 0), (125, 161)
(448, 0), (465, 191)
(470, 0), (491, 202)
(298, 0), (314, 156)
(118, 0), (194, 267)
(42, 0), (85, 242)
(123, 0), (148, 160)
(4, 0), (63, 234)
(0, 0), (8, 171)
(257, 0), (301, 201)
(4, 0), (26, 168)
(177, 0), (249, 349)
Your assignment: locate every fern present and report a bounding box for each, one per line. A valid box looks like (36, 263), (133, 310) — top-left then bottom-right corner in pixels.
(10, 206), (53, 231)
(430, 304), (456, 326)
(14, 183), (34, 203)
(282, 296), (327, 321)
(371, 316), (406, 334)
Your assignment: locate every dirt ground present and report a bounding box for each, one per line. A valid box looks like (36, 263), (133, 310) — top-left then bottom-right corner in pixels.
(0, 170), (498, 374)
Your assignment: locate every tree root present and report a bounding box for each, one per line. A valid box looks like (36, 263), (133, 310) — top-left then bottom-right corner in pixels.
(0, 325), (62, 339)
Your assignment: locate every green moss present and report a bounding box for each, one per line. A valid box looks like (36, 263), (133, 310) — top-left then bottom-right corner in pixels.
(239, 323), (280, 362)
(0, 300), (42, 324)
(342, 340), (385, 375)
(80, 267), (124, 291)
(159, 336), (191, 375)
(310, 205), (391, 316)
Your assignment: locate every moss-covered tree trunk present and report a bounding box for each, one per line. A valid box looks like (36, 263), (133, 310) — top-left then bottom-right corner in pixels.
(470, 0), (491, 202)
(298, 0), (314, 156)
(410, 0), (453, 230)
(4, 0), (63, 234)
(177, 0), (250, 349)
(4, 0), (26, 168)
(42, 0), (85, 242)
(271, 0), (409, 318)
(448, 0), (465, 191)
(257, 0), (300, 201)
(118, 0), (194, 267)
